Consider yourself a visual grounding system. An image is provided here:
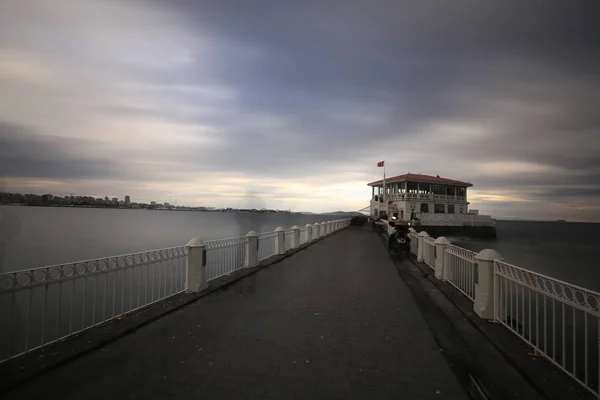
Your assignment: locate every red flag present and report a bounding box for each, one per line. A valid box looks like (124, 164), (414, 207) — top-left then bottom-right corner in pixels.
(377, 161), (384, 167)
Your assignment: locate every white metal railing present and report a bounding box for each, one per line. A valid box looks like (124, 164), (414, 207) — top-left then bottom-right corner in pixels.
(409, 232), (419, 255)
(299, 226), (309, 245)
(284, 229), (294, 251)
(0, 246), (188, 363)
(423, 236), (435, 270)
(443, 244), (476, 300)
(0, 217), (352, 364)
(205, 236), (249, 281)
(494, 260), (600, 397)
(257, 231), (278, 261)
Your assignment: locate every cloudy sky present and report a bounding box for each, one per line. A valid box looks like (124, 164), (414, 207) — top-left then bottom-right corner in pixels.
(0, 1), (598, 220)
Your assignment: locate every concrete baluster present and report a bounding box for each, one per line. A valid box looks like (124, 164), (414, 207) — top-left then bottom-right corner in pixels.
(433, 236), (451, 280)
(314, 223), (320, 239)
(186, 238), (207, 292)
(245, 230), (258, 267)
(305, 223), (313, 242)
(320, 222), (326, 237)
(274, 227), (285, 255)
(474, 249), (504, 320)
(417, 231), (430, 262)
(291, 225), (300, 249)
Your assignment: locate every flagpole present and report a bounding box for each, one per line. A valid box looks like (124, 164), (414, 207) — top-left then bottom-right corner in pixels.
(383, 162), (386, 217)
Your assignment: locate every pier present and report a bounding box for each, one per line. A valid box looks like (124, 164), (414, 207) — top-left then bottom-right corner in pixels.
(0, 219), (598, 399)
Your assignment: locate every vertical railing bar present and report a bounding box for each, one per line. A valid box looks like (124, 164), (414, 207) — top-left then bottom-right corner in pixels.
(92, 274), (97, 326)
(137, 264), (141, 309)
(516, 281), (519, 336)
(535, 291), (539, 351)
(121, 267), (125, 315)
(81, 276), (87, 330)
(55, 281), (62, 343)
(129, 266), (134, 312)
(41, 283), (49, 346)
(509, 279), (513, 330)
(573, 308), (576, 376)
(102, 272), (107, 323)
(528, 286), (532, 342)
(521, 285), (525, 340)
(552, 298), (556, 359)
(9, 291), (16, 359)
(25, 288), (33, 353)
(583, 312), (588, 385)
(112, 269), (117, 319)
(544, 295), (547, 353)
(69, 280), (75, 335)
(562, 302), (566, 369)
(145, 262), (149, 305)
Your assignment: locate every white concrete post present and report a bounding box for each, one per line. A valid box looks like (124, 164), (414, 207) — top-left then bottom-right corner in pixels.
(186, 238), (207, 292)
(320, 222), (326, 237)
(327, 221), (333, 234)
(417, 231), (430, 262)
(305, 224), (313, 242)
(314, 223), (320, 239)
(291, 225), (300, 248)
(474, 249), (504, 320)
(245, 230), (258, 267)
(274, 227), (285, 255)
(433, 236), (451, 280)
(408, 227), (417, 234)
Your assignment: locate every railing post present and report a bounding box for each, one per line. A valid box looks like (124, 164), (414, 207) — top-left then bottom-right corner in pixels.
(315, 223), (320, 239)
(186, 238), (207, 292)
(305, 224), (313, 242)
(433, 237), (451, 280)
(327, 221), (332, 234)
(274, 227), (285, 255)
(245, 230), (258, 267)
(320, 222), (326, 237)
(291, 225), (300, 248)
(474, 249), (504, 320)
(417, 231), (429, 262)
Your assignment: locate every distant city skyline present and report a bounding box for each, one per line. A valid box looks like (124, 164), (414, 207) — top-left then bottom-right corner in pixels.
(0, 1), (598, 221)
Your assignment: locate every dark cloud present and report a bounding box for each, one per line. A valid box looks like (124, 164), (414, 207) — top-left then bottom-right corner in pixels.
(1, 0), (599, 218)
(0, 122), (118, 180)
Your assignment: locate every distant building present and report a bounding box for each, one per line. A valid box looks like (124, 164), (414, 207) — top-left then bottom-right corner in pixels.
(164, 202), (170, 208)
(105, 196), (110, 204)
(151, 201), (156, 206)
(111, 197), (118, 205)
(124, 195), (131, 207)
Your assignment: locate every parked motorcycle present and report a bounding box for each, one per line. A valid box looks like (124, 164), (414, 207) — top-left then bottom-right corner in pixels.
(388, 218), (411, 258)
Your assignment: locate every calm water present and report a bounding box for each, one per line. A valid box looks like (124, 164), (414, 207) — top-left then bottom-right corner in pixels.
(449, 220), (600, 292)
(1, 207), (599, 292)
(0, 206), (332, 274)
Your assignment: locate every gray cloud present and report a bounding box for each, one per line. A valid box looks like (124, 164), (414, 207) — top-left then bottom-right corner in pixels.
(1, 0), (599, 218)
(0, 122), (119, 180)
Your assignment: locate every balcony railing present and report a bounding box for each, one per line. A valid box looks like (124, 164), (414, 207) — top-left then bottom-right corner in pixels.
(374, 194), (467, 202)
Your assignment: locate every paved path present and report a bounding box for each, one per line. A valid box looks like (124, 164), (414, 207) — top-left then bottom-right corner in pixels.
(3, 228), (467, 400)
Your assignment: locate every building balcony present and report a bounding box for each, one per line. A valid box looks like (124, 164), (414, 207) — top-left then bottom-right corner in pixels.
(374, 193), (467, 202)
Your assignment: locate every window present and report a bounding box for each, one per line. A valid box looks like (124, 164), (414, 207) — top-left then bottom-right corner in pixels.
(448, 204), (455, 214)
(434, 204), (445, 213)
(458, 187), (466, 197)
(420, 203), (429, 213)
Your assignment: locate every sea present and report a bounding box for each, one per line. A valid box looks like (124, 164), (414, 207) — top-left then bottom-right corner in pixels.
(0, 206), (598, 292)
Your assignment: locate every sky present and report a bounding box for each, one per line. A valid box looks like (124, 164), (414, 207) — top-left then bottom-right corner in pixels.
(0, 0), (599, 220)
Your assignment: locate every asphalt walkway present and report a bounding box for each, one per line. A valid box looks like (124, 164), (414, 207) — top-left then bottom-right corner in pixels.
(3, 228), (467, 400)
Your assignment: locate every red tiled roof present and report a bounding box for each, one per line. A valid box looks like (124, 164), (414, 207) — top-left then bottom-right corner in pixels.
(367, 173), (472, 187)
